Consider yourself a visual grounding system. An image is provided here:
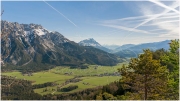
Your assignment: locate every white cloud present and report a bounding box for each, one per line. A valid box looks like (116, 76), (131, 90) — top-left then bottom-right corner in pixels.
(143, 20), (179, 26)
(148, 29), (165, 32)
(148, 0), (180, 14)
(133, 2), (179, 29)
(97, 1), (179, 45)
(100, 24), (155, 34)
(158, 27), (179, 38)
(101, 12), (177, 24)
(139, 1), (179, 37)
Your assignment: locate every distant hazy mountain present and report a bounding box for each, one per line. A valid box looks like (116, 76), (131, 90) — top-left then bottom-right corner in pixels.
(115, 40), (171, 58)
(1, 21), (118, 71)
(113, 44), (135, 52)
(79, 38), (112, 53)
(102, 45), (120, 50)
(127, 40), (170, 51)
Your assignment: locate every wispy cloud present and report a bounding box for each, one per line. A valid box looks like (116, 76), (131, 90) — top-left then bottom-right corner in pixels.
(148, 29), (165, 32)
(99, 0), (179, 40)
(43, 0), (77, 27)
(100, 24), (155, 34)
(100, 13), (178, 28)
(139, 1), (179, 38)
(158, 29), (179, 38)
(133, 1), (179, 29)
(104, 12), (176, 22)
(142, 20), (179, 26)
(148, 0), (180, 14)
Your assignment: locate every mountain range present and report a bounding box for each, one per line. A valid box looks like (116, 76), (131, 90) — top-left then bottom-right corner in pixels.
(114, 40), (170, 58)
(78, 38), (111, 53)
(102, 45), (120, 50)
(1, 21), (118, 72)
(1, 20), (172, 72)
(79, 39), (170, 58)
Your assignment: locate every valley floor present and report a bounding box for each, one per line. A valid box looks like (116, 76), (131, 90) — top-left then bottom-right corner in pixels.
(2, 62), (128, 95)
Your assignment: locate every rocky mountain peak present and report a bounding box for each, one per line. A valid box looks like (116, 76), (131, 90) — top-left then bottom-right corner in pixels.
(79, 38), (101, 47)
(1, 21), (118, 69)
(78, 38), (112, 53)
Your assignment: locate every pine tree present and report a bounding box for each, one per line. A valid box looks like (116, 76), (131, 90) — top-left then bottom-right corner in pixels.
(161, 39), (179, 99)
(118, 49), (169, 100)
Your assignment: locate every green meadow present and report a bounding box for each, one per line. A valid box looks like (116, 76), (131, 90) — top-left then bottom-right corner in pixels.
(34, 76), (120, 95)
(2, 71), (74, 85)
(2, 62), (128, 95)
(50, 62), (128, 76)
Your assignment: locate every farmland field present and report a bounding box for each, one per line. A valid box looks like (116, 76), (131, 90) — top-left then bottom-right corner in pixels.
(50, 62), (128, 76)
(34, 76), (120, 95)
(2, 71), (74, 85)
(2, 62), (128, 95)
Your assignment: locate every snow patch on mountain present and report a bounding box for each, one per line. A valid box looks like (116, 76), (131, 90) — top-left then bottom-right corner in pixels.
(79, 38), (112, 53)
(33, 29), (46, 36)
(79, 38), (101, 47)
(24, 31), (31, 36)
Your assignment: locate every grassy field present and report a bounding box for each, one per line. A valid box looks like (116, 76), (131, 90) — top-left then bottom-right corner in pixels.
(1, 71), (74, 85)
(34, 76), (120, 95)
(2, 62), (128, 95)
(50, 62), (128, 76)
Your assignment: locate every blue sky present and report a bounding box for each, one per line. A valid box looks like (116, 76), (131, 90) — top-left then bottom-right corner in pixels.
(1, 1), (179, 45)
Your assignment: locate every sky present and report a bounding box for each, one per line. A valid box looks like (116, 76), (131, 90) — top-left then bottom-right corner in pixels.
(1, 1), (179, 45)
